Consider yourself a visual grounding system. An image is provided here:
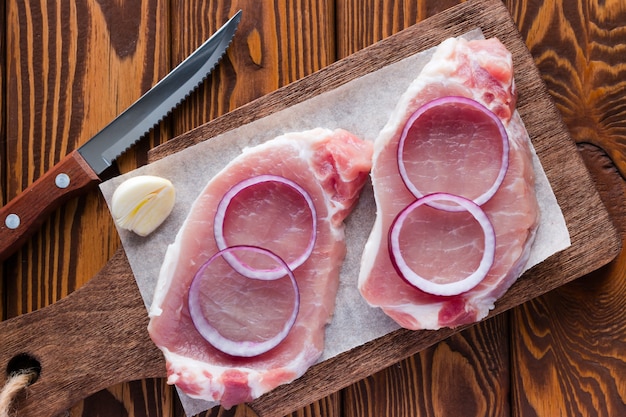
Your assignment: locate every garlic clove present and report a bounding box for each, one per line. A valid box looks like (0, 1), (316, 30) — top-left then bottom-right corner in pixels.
(111, 175), (176, 236)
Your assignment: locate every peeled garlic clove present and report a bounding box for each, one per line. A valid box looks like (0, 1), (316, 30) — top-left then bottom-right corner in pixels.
(111, 175), (176, 236)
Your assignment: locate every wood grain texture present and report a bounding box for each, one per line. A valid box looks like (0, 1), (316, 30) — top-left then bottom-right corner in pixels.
(507, 0), (626, 176)
(510, 145), (626, 417)
(3, 0), (170, 415)
(335, 0), (465, 58)
(1, 1), (624, 416)
(506, 0), (626, 415)
(1, 0), (6, 323)
(3, 0), (167, 309)
(169, 0), (335, 138)
(2, 1), (337, 415)
(0, 249), (165, 416)
(342, 315), (511, 417)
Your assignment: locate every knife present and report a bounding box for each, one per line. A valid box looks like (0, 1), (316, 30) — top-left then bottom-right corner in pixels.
(0, 11), (241, 262)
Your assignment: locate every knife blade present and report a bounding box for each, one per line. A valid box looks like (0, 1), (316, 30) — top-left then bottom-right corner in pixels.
(0, 11), (241, 262)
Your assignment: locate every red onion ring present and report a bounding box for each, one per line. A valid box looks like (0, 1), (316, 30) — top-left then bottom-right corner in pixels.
(214, 174), (317, 280)
(397, 96), (509, 210)
(388, 193), (495, 296)
(188, 245), (300, 357)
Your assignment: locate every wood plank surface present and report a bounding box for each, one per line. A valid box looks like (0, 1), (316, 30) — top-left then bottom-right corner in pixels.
(2, 1), (337, 416)
(337, 1), (626, 416)
(148, 0), (618, 415)
(2, 1), (169, 416)
(507, 0), (626, 414)
(3, 0), (166, 307)
(342, 315), (511, 417)
(0, 0), (6, 324)
(169, 0), (335, 138)
(1, 1), (625, 417)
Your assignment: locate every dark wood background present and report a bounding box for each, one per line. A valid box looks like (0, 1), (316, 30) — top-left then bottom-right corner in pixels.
(1, 0), (625, 416)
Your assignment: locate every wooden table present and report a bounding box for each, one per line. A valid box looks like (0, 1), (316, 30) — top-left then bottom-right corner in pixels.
(2, 1), (625, 416)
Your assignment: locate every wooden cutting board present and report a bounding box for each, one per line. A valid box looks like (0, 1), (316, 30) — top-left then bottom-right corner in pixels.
(0, 0), (620, 416)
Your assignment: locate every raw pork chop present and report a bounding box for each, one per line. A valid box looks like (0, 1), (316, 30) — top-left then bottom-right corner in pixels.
(358, 37), (540, 330)
(148, 128), (372, 408)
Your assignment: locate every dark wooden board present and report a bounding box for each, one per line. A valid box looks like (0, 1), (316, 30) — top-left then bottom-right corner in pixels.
(0, 0), (619, 416)
(149, 0), (622, 414)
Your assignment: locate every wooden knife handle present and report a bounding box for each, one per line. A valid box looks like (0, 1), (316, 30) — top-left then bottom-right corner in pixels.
(0, 249), (165, 417)
(0, 150), (101, 261)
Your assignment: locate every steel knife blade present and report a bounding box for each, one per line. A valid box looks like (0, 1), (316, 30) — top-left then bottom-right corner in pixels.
(0, 11), (241, 262)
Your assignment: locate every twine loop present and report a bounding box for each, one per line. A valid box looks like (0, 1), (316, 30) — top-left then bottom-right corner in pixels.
(0, 370), (38, 417)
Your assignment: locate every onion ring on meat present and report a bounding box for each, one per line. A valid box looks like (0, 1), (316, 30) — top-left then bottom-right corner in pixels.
(214, 174), (317, 280)
(188, 245), (300, 357)
(388, 193), (496, 296)
(397, 96), (509, 210)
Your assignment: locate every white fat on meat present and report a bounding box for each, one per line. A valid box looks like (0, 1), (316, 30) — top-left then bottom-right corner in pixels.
(358, 37), (540, 330)
(148, 128), (373, 408)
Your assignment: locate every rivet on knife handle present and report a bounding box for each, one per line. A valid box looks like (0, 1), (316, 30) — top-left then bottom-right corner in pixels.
(0, 150), (101, 261)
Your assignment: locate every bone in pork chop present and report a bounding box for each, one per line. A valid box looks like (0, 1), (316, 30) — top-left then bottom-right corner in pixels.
(358, 37), (540, 330)
(148, 128), (372, 408)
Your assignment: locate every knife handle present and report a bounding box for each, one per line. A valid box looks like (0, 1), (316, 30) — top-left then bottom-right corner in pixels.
(0, 150), (101, 261)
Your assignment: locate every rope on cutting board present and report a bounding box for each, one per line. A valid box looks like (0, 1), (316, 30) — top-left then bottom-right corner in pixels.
(0, 370), (37, 417)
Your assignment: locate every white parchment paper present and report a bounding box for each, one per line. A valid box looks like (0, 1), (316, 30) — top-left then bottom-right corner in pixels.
(100, 29), (571, 416)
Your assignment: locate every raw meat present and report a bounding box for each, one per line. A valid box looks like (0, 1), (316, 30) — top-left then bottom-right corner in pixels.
(358, 37), (540, 330)
(148, 128), (372, 408)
